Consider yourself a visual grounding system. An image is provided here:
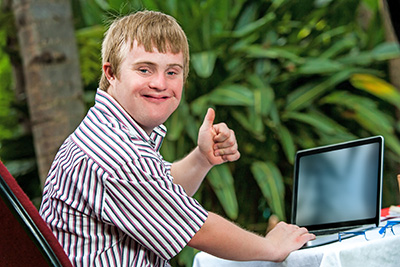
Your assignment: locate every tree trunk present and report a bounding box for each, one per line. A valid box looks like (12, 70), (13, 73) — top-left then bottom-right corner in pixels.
(12, 0), (85, 186)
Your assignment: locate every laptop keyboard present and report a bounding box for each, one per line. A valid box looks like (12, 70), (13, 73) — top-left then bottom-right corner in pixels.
(312, 229), (340, 236)
(311, 226), (355, 236)
(311, 225), (374, 236)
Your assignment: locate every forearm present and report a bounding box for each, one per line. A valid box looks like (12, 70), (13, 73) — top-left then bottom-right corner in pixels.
(171, 146), (213, 196)
(188, 212), (279, 262)
(172, 108), (240, 196)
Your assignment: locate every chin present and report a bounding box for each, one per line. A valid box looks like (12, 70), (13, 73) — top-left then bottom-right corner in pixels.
(141, 107), (178, 128)
(141, 118), (168, 132)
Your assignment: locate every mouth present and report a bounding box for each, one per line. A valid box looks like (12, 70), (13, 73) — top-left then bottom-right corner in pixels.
(143, 94), (170, 101)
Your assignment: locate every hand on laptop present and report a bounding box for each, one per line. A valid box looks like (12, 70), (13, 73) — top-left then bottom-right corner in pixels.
(264, 222), (315, 262)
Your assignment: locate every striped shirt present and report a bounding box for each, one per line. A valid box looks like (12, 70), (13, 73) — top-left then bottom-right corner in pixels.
(39, 89), (208, 267)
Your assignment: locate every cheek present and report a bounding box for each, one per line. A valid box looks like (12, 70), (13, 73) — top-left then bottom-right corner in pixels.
(174, 81), (184, 100)
(176, 90), (183, 101)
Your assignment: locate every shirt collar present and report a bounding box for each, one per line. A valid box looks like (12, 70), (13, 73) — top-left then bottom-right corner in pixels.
(94, 89), (167, 150)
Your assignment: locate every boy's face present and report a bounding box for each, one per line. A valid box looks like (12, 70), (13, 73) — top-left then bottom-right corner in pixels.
(105, 40), (184, 134)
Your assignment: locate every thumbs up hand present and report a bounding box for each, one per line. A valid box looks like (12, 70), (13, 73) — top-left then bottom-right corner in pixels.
(198, 108), (240, 166)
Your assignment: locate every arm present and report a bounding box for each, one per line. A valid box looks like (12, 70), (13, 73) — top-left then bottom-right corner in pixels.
(172, 110), (313, 260)
(170, 147), (213, 196)
(171, 108), (240, 196)
(188, 212), (315, 262)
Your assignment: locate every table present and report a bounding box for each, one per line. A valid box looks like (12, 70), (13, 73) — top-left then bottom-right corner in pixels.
(192, 226), (400, 267)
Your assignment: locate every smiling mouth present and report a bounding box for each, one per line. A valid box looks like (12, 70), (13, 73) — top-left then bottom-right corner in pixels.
(144, 95), (169, 100)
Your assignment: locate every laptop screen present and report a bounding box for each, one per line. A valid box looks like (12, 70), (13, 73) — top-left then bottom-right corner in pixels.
(291, 136), (384, 231)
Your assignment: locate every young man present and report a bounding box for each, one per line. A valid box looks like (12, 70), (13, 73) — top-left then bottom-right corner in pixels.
(40, 11), (314, 267)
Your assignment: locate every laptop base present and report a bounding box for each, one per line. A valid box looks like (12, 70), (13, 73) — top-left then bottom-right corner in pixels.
(302, 234), (339, 249)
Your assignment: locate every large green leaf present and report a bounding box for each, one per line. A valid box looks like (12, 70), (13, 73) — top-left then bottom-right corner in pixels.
(370, 42), (400, 61)
(319, 37), (356, 59)
(338, 42), (400, 65)
(251, 161), (286, 220)
(190, 95), (209, 116)
(350, 73), (400, 106)
(283, 110), (351, 136)
(207, 164), (238, 220)
(208, 84), (254, 106)
(231, 12), (276, 38)
(241, 45), (303, 63)
(191, 51), (217, 78)
(231, 108), (265, 141)
(77, 0), (105, 26)
(275, 124), (295, 164)
(322, 91), (394, 133)
(322, 91), (400, 156)
(248, 74), (275, 116)
(286, 69), (353, 111)
(297, 58), (344, 75)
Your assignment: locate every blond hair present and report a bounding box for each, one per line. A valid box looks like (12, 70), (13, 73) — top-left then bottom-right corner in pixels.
(99, 11), (189, 91)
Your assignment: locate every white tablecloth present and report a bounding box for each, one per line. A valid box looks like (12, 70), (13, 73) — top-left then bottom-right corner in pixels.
(193, 228), (400, 267)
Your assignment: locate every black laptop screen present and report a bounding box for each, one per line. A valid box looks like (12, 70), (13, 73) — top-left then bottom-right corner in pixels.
(292, 136), (383, 230)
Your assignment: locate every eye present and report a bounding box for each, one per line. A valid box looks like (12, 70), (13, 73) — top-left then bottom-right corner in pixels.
(139, 68), (150, 74)
(136, 67), (154, 76)
(167, 70), (177, 76)
(166, 67), (182, 77)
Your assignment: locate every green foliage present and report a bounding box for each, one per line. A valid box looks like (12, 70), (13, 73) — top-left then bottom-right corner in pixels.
(206, 165), (238, 220)
(0, 10), (16, 141)
(76, 25), (104, 88)
(251, 161), (286, 220)
(74, 0), (400, 226)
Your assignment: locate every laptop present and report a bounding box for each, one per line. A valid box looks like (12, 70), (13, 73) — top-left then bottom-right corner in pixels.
(291, 136), (384, 248)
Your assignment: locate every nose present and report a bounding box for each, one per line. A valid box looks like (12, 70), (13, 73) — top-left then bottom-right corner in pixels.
(149, 73), (167, 90)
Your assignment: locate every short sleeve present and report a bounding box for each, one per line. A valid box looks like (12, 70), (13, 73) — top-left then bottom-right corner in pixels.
(102, 158), (208, 260)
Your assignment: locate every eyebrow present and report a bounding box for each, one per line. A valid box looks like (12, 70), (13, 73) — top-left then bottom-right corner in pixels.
(133, 61), (183, 69)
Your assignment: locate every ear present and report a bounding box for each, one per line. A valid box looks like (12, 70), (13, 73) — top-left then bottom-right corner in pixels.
(103, 62), (115, 82)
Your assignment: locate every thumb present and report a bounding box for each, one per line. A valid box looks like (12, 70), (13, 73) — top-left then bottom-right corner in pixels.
(201, 108), (215, 130)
